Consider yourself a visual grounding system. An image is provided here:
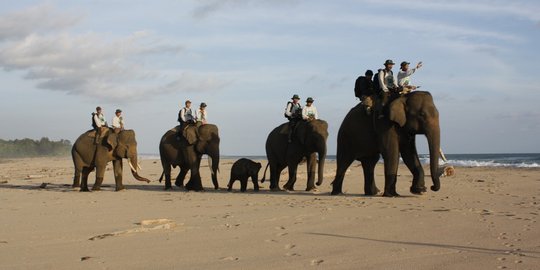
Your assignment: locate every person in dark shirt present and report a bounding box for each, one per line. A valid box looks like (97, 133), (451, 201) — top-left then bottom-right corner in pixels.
(354, 69), (376, 114)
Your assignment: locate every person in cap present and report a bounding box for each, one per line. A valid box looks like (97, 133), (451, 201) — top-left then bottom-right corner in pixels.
(177, 100), (197, 139)
(302, 97), (318, 121)
(397, 61), (422, 93)
(354, 69), (376, 114)
(284, 94), (303, 143)
(92, 106), (108, 144)
(378, 59), (399, 93)
(111, 109), (124, 133)
(197, 102), (208, 126)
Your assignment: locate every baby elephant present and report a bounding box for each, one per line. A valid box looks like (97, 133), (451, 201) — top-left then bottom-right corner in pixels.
(228, 158), (262, 192)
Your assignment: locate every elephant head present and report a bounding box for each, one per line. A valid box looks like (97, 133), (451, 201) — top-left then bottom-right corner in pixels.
(388, 91), (441, 191)
(106, 130), (149, 183)
(295, 119), (329, 186)
(195, 124), (220, 189)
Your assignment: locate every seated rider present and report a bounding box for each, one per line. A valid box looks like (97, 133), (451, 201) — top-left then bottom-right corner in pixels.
(92, 106), (108, 144)
(284, 94), (302, 143)
(374, 59), (399, 118)
(111, 109), (124, 133)
(354, 69), (376, 114)
(177, 100), (197, 139)
(397, 61), (422, 94)
(302, 97), (318, 121)
(197, 102), (208, 126)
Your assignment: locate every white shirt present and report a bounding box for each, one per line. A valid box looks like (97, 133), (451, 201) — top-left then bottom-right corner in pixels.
(285, 102), (302, 118)
(197, 109), (207, 124)
(180, 107), (197, 122)
(302, 105), (318, 120)
(93, 113), (107, 127)
(397, 68), (416, 87)
(378, 69), (398, 92)
(112, 115), (124, 129)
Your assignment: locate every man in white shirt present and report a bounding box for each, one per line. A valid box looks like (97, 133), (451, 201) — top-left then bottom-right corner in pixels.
(111, 109), (124, 132)
(397, 61), (422, 93)
(378, 59), (399, 93)
(92, 106), (107, 144)
(302, 97), (318, 121)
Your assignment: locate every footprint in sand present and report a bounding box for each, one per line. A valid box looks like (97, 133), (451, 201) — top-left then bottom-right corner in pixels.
(311, 259), (324, 266)
(285, 252), (300, 257)
(285, 244), (296, 249)
(276, 232), (288, 237)
(220, 256), (239, 261)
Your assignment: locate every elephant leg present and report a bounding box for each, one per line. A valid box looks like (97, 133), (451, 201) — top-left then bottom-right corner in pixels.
(269, 163), (285, 191)
(362, 155), (380, 196)
(400, 137), (426, 194)
(305, 153), (317, 191)
(92, 165), (106, 191)
(175, 167), (189, 188)
(331, 154), (355, 195)
(227, 177), (235, 191)
(185, 162), (204, 191)
(252, 176), (260, 191)
(284, 163), (299, 191)
(382, 149), (400, 197)
(112, 159), (125, 191)
(72, 167), (81, 188)
(240, 177), (248, 192)
(80, 167), (92, 192)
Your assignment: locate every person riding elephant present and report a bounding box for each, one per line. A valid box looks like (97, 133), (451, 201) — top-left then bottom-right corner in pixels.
(72, 128), (150, 191)
(262, 119), (328, 191)
(159, 123), (220, 191)
(331, 91), (442, 197)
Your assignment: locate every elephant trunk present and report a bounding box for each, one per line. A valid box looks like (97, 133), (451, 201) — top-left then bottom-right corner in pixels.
(427, 129), (441, 191)
(129, 157), (150, 183)
(208, 149), (220, 189)
(316, 146), (326, 186)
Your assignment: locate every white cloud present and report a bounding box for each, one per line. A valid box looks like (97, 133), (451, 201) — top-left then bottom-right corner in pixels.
(0, 5), (228, 102)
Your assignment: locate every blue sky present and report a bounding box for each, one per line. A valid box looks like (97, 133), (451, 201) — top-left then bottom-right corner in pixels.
(1, 0), (539, 155)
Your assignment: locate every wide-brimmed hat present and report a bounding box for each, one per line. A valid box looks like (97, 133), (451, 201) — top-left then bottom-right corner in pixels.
(291, 94), (300, 100)
(384, 59), (395, 65)
(115, 109), (122, 113)
(306, 97), (314, 103)
(200, 102), (207, 107)
(400, 61), (410, 67)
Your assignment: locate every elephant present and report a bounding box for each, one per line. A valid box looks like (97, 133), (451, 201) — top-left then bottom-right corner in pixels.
(331, 91), (441, 197)
(158, 124), (220, 191)
(227, 158), (262, 192)
(72, 129), (150, 192)
(262, 119), (328, 191)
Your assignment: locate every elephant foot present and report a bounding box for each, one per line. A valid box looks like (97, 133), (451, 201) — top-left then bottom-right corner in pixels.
(115, 186), (126, 191)
(80, 187), (90, 192)
(72, 183), (80, 188)
(91, 187), (101, 191)
(283, 183), (294, 191)
(164, 185), (173, 191)
(213, 185), (219, 190)
(305, 186), (318, 192)
(330, 190), (343, 196)
(185, 182), (204, 191)
(382, 190), (400, 197)
(174, 181), (184, 188)
(410, 186), (427, 195)
(270, 187), (283, 192)
(365, 187), (380, 196)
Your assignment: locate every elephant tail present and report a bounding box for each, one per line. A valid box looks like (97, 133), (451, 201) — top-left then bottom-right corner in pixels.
(158, 171), (164, 183)
(260, 163), (270, 183)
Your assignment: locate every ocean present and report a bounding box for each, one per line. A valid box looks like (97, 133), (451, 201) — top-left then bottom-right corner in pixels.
(140, 153), (540, 168)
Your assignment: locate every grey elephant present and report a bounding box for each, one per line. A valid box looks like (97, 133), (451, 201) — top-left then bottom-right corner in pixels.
(72, 129), (150, 192)
(331, 91), (441, 197)
(262, 119), (328, 191)
(227, 158), (262, 192)
(158, 124), (220, 190)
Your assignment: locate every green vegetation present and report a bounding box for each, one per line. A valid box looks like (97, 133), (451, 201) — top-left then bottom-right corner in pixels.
(0, 138), (72, 158)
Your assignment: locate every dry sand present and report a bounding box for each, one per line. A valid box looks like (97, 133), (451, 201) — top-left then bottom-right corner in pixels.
(0, 157), (539, 269)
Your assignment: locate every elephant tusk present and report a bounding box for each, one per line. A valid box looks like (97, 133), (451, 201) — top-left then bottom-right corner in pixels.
(137, 163), (142, 171)
(128, 161), (137, 172)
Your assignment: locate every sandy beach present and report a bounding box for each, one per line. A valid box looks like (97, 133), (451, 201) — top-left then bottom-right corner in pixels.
(0, 157), (538, 269)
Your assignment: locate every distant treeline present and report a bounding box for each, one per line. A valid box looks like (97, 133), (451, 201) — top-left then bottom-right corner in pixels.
(0, 137), (72, 158)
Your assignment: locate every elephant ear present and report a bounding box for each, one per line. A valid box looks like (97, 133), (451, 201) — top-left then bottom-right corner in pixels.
(295, 122), (308, 145)
(389, 98), (407, 127)
(184, 126), (198, 145)
(106, 132), (118, 150)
